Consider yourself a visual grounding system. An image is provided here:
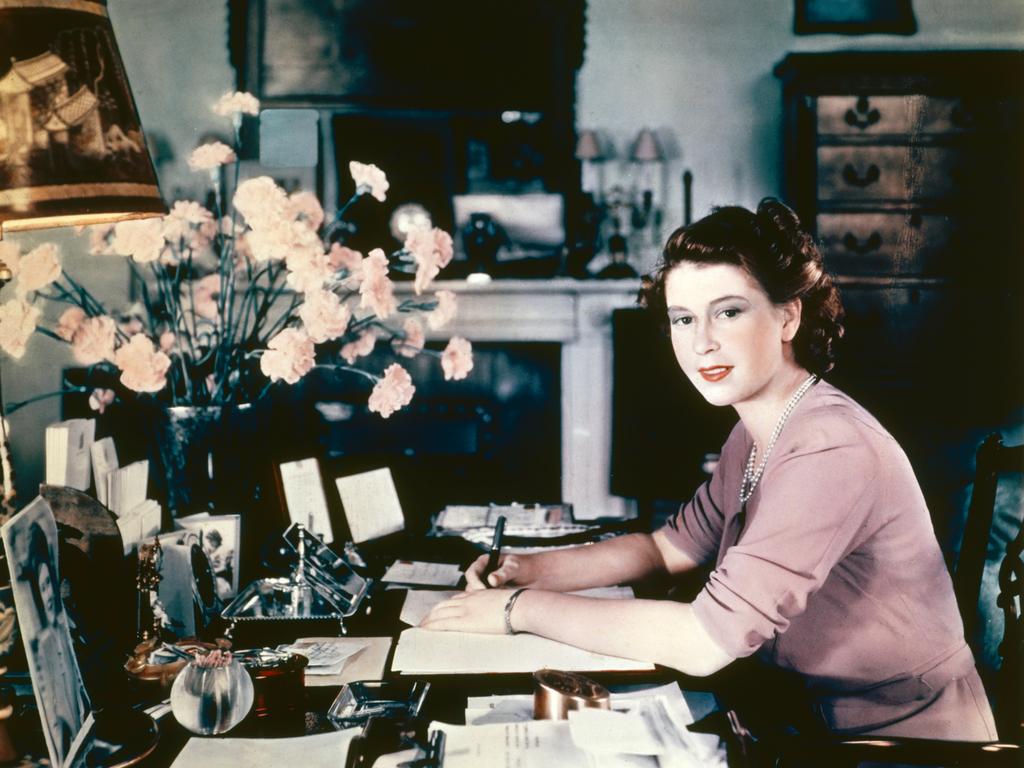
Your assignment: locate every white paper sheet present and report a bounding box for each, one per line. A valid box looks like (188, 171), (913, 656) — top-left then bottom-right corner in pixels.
(90, 437), (118, 506)
(569, 708), (665, 755)
(334, 466), (405, 543)
(383, 560), (463, 587)
(391, 627), (654, 675)
(45, 418), (95, 491)
(278, 458), (333, 542)
(279, 637), (368, 675)
(170, 727), (359, 768)
(432, 719), (596, 768)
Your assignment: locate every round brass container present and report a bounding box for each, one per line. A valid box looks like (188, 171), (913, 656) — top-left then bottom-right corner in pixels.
(532, 668), (611, 720)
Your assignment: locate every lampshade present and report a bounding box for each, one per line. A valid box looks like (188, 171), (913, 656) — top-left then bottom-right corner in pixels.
(0, 0), (165, 236)
(631, 128), (664, 163)
(574, 129), (603, 161)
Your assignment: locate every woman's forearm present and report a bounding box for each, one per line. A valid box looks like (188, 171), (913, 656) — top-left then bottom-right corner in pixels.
(514, 532), (673, 591)
(512, 590), (734, 677)
(513, 531), (699, 592)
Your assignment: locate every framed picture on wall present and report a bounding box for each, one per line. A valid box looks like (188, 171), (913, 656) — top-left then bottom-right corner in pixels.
(794, 0), (917, 35)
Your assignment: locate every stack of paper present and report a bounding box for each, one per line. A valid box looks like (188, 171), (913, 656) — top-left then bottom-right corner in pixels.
(171, 728), (359, 768)
(278, 638), (368, 676)
(115, 499), (162, 555)
(391, 627), (654, 675)
(106, 460), (149, 516)
(456, 683), (727, 767)
(45, 418), (95, 490)
(382, 560), (463, 587)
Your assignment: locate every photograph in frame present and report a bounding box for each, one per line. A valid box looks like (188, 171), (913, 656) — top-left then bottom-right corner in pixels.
(1, 497), (91, 768)
(175, 513), (242, 600)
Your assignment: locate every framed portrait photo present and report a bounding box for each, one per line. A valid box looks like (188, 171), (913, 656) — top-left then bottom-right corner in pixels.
(1, 497), (92, 768)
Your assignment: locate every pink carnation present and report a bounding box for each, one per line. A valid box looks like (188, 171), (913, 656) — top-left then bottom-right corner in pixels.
(163, 201), (216, 250)
(55, 306), (86, 342)
(428, 290), (457, 329)
(349, 161), (389, 202)
(188, 141), (237, 171)
(85, 224), (116, 255)
(260, 327), (315, 384)
(285, 241), (333, 293)
(233, 176), (288, 230)
(328, 244), (363, 285)
(392, 318), (424, 358)
(340, 330), (376, 364)
(299, 289), (351, 343)
(287, 191), (325, 230)
(0, 299), (40, 359)
(405, 227), (454, 295)
(245, 221), (293, 262)
(88, 388), (116, 414)
(114, 334), (171, 393)
(113, 218), (166, 263)
(16, 243), (61, 296)
(441, 336), (474, 381)
(367, 363), (415, 419)
(159, 331), (176, 352)
(212, 91), (260, 117)
(72, 316), (117, 365)
(358, 248), (396, 319)
(190, 274), (222, 321)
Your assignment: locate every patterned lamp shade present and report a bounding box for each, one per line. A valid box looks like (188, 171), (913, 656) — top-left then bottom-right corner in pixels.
(0, 0), (165, 235)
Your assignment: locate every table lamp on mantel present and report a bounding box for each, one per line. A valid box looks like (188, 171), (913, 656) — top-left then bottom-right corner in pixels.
(0, 0), (166, 512)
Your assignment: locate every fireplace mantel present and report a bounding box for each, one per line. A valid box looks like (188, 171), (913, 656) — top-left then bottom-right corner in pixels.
(398, 278), (641, 520)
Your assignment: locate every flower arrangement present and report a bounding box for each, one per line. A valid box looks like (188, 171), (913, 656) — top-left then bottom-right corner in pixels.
(0, 91), (473, 419)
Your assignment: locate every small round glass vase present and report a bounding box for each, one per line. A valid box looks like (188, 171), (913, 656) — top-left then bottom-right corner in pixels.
(169, 655), (254, 735)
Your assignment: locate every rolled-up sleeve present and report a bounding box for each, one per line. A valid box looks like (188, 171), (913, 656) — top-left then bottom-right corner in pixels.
(658, 426), (741, 566)
(692, 420), (880, 659)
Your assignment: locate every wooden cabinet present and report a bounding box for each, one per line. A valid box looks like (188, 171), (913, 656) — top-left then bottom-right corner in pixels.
(774, 52), (1024, 435)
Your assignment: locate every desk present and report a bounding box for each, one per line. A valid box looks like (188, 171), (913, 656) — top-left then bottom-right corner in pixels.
(135, 579), (721, 767)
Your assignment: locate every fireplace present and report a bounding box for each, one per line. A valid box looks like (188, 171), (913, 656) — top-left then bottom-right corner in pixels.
(310, 278), (640, 524)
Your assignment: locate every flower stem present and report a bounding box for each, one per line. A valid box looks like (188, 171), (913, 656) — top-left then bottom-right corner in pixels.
(6, 386), (89, 415)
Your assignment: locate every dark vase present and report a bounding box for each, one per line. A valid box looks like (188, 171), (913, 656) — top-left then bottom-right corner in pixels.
(151, 403), (266, 523)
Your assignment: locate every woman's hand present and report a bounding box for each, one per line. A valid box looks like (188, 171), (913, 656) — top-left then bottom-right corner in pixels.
(464, 552), (527, 590)
(419, 588), (514, 634)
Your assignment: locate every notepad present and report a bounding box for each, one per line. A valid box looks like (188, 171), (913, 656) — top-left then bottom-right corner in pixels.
(171, 728), (359, 768)
(391, 627), (654, 675)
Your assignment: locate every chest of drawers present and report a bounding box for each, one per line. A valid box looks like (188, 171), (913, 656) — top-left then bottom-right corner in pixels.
(774, 52), (1024, 433)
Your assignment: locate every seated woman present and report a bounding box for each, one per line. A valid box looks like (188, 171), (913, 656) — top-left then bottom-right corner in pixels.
(422, 199), (997, 740)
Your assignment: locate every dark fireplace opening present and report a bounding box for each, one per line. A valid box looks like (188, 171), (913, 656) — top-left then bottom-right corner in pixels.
(313, 341), (562, 532)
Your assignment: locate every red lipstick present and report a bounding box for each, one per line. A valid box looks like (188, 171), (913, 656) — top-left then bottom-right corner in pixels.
(698, 366), (732, 382)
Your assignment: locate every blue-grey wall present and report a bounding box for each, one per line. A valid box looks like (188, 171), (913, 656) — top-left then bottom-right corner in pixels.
(3, 0), (1022, 501)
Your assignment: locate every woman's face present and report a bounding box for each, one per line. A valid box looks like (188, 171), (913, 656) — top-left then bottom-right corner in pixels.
(664, 261), (800, 409)
(37, 561), (57, 625)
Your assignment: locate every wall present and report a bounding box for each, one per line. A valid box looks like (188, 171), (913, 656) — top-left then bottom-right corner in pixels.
(578, 0), (1024, 273)
(3, 0), (1022, 499)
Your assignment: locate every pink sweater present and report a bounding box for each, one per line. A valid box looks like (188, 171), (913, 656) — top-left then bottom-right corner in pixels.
(661, 379), (996, 737)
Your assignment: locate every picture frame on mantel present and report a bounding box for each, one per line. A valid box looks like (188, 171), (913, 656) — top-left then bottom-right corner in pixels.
(794, 0), (917, 35)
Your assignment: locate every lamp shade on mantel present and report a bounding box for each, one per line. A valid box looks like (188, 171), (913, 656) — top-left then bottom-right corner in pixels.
(0, 0), (165, 236)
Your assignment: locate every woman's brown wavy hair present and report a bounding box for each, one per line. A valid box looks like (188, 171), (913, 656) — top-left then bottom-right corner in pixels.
(639, 198), (844, 375)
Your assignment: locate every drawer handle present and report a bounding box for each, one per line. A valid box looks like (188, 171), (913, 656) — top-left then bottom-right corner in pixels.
(844, 96), (881, 130)
(842, 163), (880, 188)
(842, 231), (883, 255)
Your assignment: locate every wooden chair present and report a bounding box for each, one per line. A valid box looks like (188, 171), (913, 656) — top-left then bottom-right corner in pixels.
(759, 432), (1024, 766)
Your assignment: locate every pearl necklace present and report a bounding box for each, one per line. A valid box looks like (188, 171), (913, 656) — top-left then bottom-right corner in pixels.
(738, 374), (819, 505)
